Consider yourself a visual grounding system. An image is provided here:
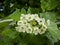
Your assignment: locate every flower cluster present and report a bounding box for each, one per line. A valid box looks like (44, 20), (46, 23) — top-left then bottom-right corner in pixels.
(16, 14), (50, 35)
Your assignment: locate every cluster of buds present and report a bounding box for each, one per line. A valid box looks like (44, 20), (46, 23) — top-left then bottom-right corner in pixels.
(16, 14), (50, 35)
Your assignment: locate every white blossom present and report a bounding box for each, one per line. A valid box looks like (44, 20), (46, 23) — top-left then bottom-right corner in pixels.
(20, 14), (26, 20)
(33, 27), (39, 35)
(26, 15), (34, 21)
(42, 24), (47, 29)
(26, 26), (32, 33)
(18, 25), (26, 32)
(39, 28), (46, 34)
(37, 18), (45, 25)
(16, 14), (50, 35)
(47, 20), (50, 26)
(17, 20), (24, 25)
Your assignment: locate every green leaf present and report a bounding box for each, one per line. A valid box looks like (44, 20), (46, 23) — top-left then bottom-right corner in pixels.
(59, 27), (60, 30)
(27, 7), (31, 14)
(40, 0), (58, 11)
(8, 9), (21, 21)
(0, 22), (10, 29)
(27, 7), (39, 14)
(20, 8), (26, 14)
(40, 12), (57, 22)
(2, 29), (19, 39)
(45, 32), (58, 45)
(48, 21), (60, 40)
(0, 37), (13, 45)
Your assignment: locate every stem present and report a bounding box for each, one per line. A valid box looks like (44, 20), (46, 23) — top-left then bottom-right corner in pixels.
(56, 22), (60, 24)
(0, 19), (13, 23)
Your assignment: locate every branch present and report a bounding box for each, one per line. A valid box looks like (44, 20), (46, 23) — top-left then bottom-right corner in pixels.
(56, 22), (60, 24)
(0, 19), (13, 23)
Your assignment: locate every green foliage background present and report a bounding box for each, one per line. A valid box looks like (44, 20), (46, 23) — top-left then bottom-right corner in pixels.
(0, 0), (60, 45)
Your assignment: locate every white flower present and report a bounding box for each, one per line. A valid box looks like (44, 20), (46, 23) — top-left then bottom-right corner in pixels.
(20, 14), (26, 20)
(37, 18), (45, 25)
(23, 20), (28, 25)
(26, 26), (32, 33)
(18, 25), (26, 32)
(33, 27), (39, 35)
(38, 24), (47, 34)
(35, 17), (40, 21)
(25, 14), (39, 21)
(42, 24), (47, 29)
(17, 20), (24, 25)
(27, 16), (32, 21)
(24, 14), (31, 20)
(15, 27), (19, 31)
(34, 14), (39, 19)
(16, 14), (50, 35)
(17, 20), (28, 26)
(26, 15), (34, 21)
(26, 23), (31, 28)
(47, 20), (50, 26)
(39, 28), (46, 34)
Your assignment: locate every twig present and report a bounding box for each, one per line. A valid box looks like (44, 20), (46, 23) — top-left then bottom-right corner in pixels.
(56, 22), (60, 24)
(0, 19), (13, 23)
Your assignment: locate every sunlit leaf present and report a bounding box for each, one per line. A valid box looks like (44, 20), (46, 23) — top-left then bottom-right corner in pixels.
(0, 22), (10, 29)
(40, 12), (57, 22)
(2, 29), (19, 39)
(8, 9), (21, 21)
(20, 8), (26, 14)
(48, 21), (60, 40)
(40, 0), (58, 11)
